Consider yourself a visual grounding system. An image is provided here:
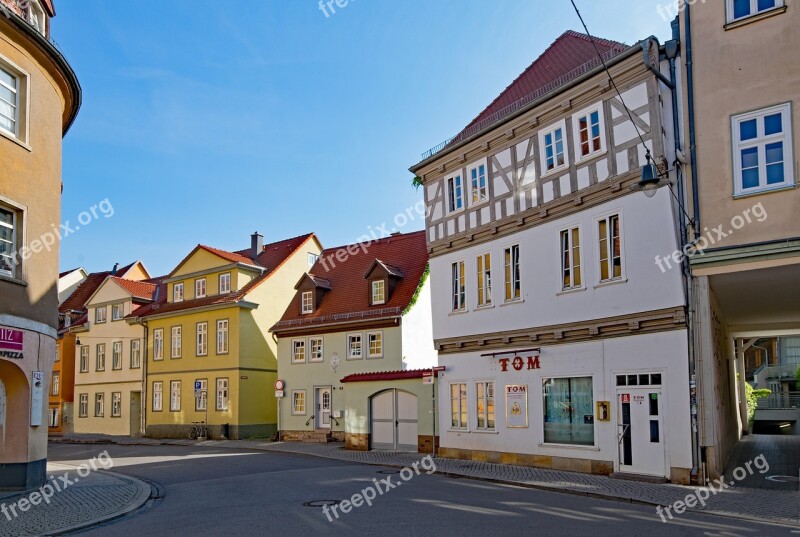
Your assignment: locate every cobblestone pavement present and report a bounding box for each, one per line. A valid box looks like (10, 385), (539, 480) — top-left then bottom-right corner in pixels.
(0, 461), (151, 537)
(723, 434), (800, 491)
(52, 435), (799, 526)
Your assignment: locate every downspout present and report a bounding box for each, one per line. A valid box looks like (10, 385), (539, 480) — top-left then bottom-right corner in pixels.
(134, 317), (149, 437)
(685, 2), (701, 233)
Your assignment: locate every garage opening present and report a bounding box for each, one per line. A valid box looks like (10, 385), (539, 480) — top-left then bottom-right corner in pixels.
(370, 389), (417, 451)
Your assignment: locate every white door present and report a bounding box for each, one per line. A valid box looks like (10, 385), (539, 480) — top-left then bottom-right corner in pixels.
(316, 387), (331, 429)
(370, 390), (418, 451)
(617, 388), (665, 477)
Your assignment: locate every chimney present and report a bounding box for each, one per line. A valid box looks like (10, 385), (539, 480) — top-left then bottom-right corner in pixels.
(251, 232), (263, 261)
(111, 262), (119, 275)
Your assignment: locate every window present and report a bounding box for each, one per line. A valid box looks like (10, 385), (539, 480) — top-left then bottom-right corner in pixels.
(173, 283), (184, 302)
(727, 0), (783, 22)
(26, 1), (46, 35)
(301, 291), (313, 314)
(153, 329), (164, 360)
(196, 322), (208, 356)
(94, 393), (104, 417)
(450, 383), (468, 429)
(598, 214), (623, 282)
(171, 326), (182, 358)
(170, 381), (181, 411)
(51, 372), (60, 396)
(0, 205), (16, 277)
(476, 253), (492, 307)
(216, 320), (229, 354)
(371, 280), (385, 305)
(0, 66), (18, 137)
(469, 162), (488, 204)
(96, 344), (106, 371)
(560, 227), (582, 290)
(367, 331), (383, 358)
(574, 105), (605, 160)
(55, 347), (59, 362)
(292, 390), (306, 415)
(476, 381), (495, 430)
(447, 173), (464, 213)
(112, 303), (124, 321)
(308, 253), (319, 267)
(111, 392), (122, 417)
(732, 103), (793, 195)
(195, 278), (206, 298)
(79, 346), (89, 372)
(216, 378), (229, 411)
(219, 273), (231, 294)
(79, 394), (88, 417)
(309, 337), (323, 362)
(292, 338), (306, 363)
(540, 121), (568, 174)
(112, 341), (122, 370)
(504, 245), (521, 302)
(95, 306), (107, 324)
(543, 377), (594, 446)
(451, 261), (466, 311)
(131, 339), (141, 368)
(48, 408), (59, 427)
(152, 382), (163, 411)
(195, 379), (207, 411)
(347, 334), (362, 359)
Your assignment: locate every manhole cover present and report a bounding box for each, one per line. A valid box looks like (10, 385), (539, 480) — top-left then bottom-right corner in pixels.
(765, 475), (800, 483)
(377, 470), (401, 474)
(303, 500), (342, 507)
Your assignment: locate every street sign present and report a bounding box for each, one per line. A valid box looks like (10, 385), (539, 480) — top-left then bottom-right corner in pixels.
(275, 390), (285, 398)
(422, 376), (434, 385)
(275, 379), (285, 391)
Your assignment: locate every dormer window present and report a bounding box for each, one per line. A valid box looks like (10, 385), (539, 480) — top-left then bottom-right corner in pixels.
(195, 278), (206, 298)
(301, 291), (313, 314)
(174, 282), (184, 302)
(371, 280), (385, 305)
(26, 1), (47, 36)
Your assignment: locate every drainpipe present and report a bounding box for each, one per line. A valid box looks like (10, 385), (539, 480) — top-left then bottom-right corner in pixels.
(134, 317), (149, 437)
(685, 3), (701, 233)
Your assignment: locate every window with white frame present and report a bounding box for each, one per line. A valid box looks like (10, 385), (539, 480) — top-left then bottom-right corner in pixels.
(504, 245), (521, 302)
(112, 303), (124, 321)
(347, 334), (362, 359)
(195, 278), (206, 298)
(543, 376), (595, 446)
(48, 408), (59, 427)
(216, 319), (229, 354)
(732, 103), (793, 195)
(79, 346), (89, 372)
(173, 282), (184, 302)
(0, 205), (16, 277)
(476, 381), (495, 430)
(26, 1), (46, 35)
(153, 329), (164, 360)
(301, 290), (313, 314)
(216, 378), (229, 410)
(292, 338), (306, 363)
(51, 372), (60, 396)
(130, 339), (141, 368)
(55, 347), (59, 362)
(451, 261), (466, 311)
(170, 381), (181, 412)
(171, 326), (182, 358)
(469, 162), (488, 204)
(195, 379), (207, 411)
(598, 214), (623, 282)
(308, 253), (319, 267)
(450, 383), (467, 429)
(309, 337), (323, 362)
(367, 331), (383, 358)
(560, 227), (582, 290)
(0, 66), (19, 137)
(292, 390), (306, 414)
(371, 280), (385, 305)
(727, 0), (784, 22)
(447, 173), (464, 213)
(111, 392), (122, 417)
(78, 394), (88, 417)
(94, 393), (104, 417)
(540, 120), (568, 174)
(112, 341), (122, 370)
(219, 273), (231, 294)
(152, 381), (163, 411)
(95, 306), (107, 324)
(96, 344), (106, 371)
(476, 253), (491, 307)
(196, 322), (208, 356)
(573, 105), (605, 160)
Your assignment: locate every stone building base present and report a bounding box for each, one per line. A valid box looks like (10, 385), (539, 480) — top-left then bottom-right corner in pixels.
(280, 430), (345, 442)
(0, 459), (47, 490)
(345, 433), (369, 451)
(438, 447), (615, 476)
(417, 435), (440, 454)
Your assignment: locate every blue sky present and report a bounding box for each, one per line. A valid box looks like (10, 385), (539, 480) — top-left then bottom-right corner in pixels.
(55, 0), (673, 277)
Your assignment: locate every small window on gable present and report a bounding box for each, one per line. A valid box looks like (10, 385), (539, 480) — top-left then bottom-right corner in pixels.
(301, 291), (313, 314)
(371, 280), (385, 305)
(174, 282), (184, 302)
(195, 278), (206, 298)
(219, 273), (231, 294)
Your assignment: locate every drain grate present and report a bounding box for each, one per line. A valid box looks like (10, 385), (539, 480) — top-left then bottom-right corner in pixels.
(303, 500), (342, 508)
(377, 470), (401, 474)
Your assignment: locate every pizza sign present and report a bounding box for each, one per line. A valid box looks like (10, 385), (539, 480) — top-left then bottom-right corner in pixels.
(0, 328), (23, 359)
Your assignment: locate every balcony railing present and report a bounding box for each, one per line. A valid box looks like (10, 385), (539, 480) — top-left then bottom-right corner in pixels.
(759, 363), (800, 380)
(757, 391), (800, 409)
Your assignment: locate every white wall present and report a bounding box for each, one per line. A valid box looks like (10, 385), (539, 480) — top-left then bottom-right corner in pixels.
(401, 277), (437, 370)
(58, 269), (87, 305)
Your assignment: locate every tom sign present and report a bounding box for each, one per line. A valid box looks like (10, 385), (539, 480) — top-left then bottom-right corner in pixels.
(0, 329), (23, 360)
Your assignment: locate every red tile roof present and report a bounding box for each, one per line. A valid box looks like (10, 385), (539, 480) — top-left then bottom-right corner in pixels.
(108, 277), (158, 301)
(340, 369), (441, 383)
(58, 271), (113, 314)
(273, 231), (429, 332)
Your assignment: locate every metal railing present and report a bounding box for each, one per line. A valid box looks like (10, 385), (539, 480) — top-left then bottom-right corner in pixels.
(756, 392), (800, 409)
(759, 363), (800, 380)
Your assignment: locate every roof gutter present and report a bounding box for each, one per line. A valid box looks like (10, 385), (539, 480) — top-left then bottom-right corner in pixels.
(410, 41), (644, 174)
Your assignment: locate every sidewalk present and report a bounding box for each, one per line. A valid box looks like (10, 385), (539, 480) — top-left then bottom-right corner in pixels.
(51, 434), (799, 526)
(0, 460), (151, 537)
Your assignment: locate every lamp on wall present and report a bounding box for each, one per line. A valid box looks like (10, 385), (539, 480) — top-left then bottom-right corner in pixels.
(631, 150), (671, 198)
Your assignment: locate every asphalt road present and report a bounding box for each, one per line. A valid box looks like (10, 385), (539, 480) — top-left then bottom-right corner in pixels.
(48, 444), (795, 537)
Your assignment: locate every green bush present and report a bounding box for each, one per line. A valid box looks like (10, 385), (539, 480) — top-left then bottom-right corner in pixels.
(746, 382), (772, 425)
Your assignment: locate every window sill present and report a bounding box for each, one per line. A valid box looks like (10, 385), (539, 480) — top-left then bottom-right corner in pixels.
(733, 181), (796, 199)
(473, 304), (495, 312)
(473, 429), (499, 434)
(724, 5), (787, 30)
(449, 309), (469, 317)
(556, 286), (586, 297)
(594, 278), (628, 290)
(366, 355), (384, 359)
(540, 166), (569, 180)
(574, 149), (608, 166)
(0, 128), (32, 152)
(538, 442), (601, 451)
(468, 198), (490, 209)
(499, 299), (524, 307)
(0, 273), (27, 286)
(447, 429), (470, 433)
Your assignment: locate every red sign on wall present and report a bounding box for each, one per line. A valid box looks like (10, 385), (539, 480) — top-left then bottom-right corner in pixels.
(499, 355), (540, 372)
(620, 394), (630, 403)
(0, 328), (23, 359)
